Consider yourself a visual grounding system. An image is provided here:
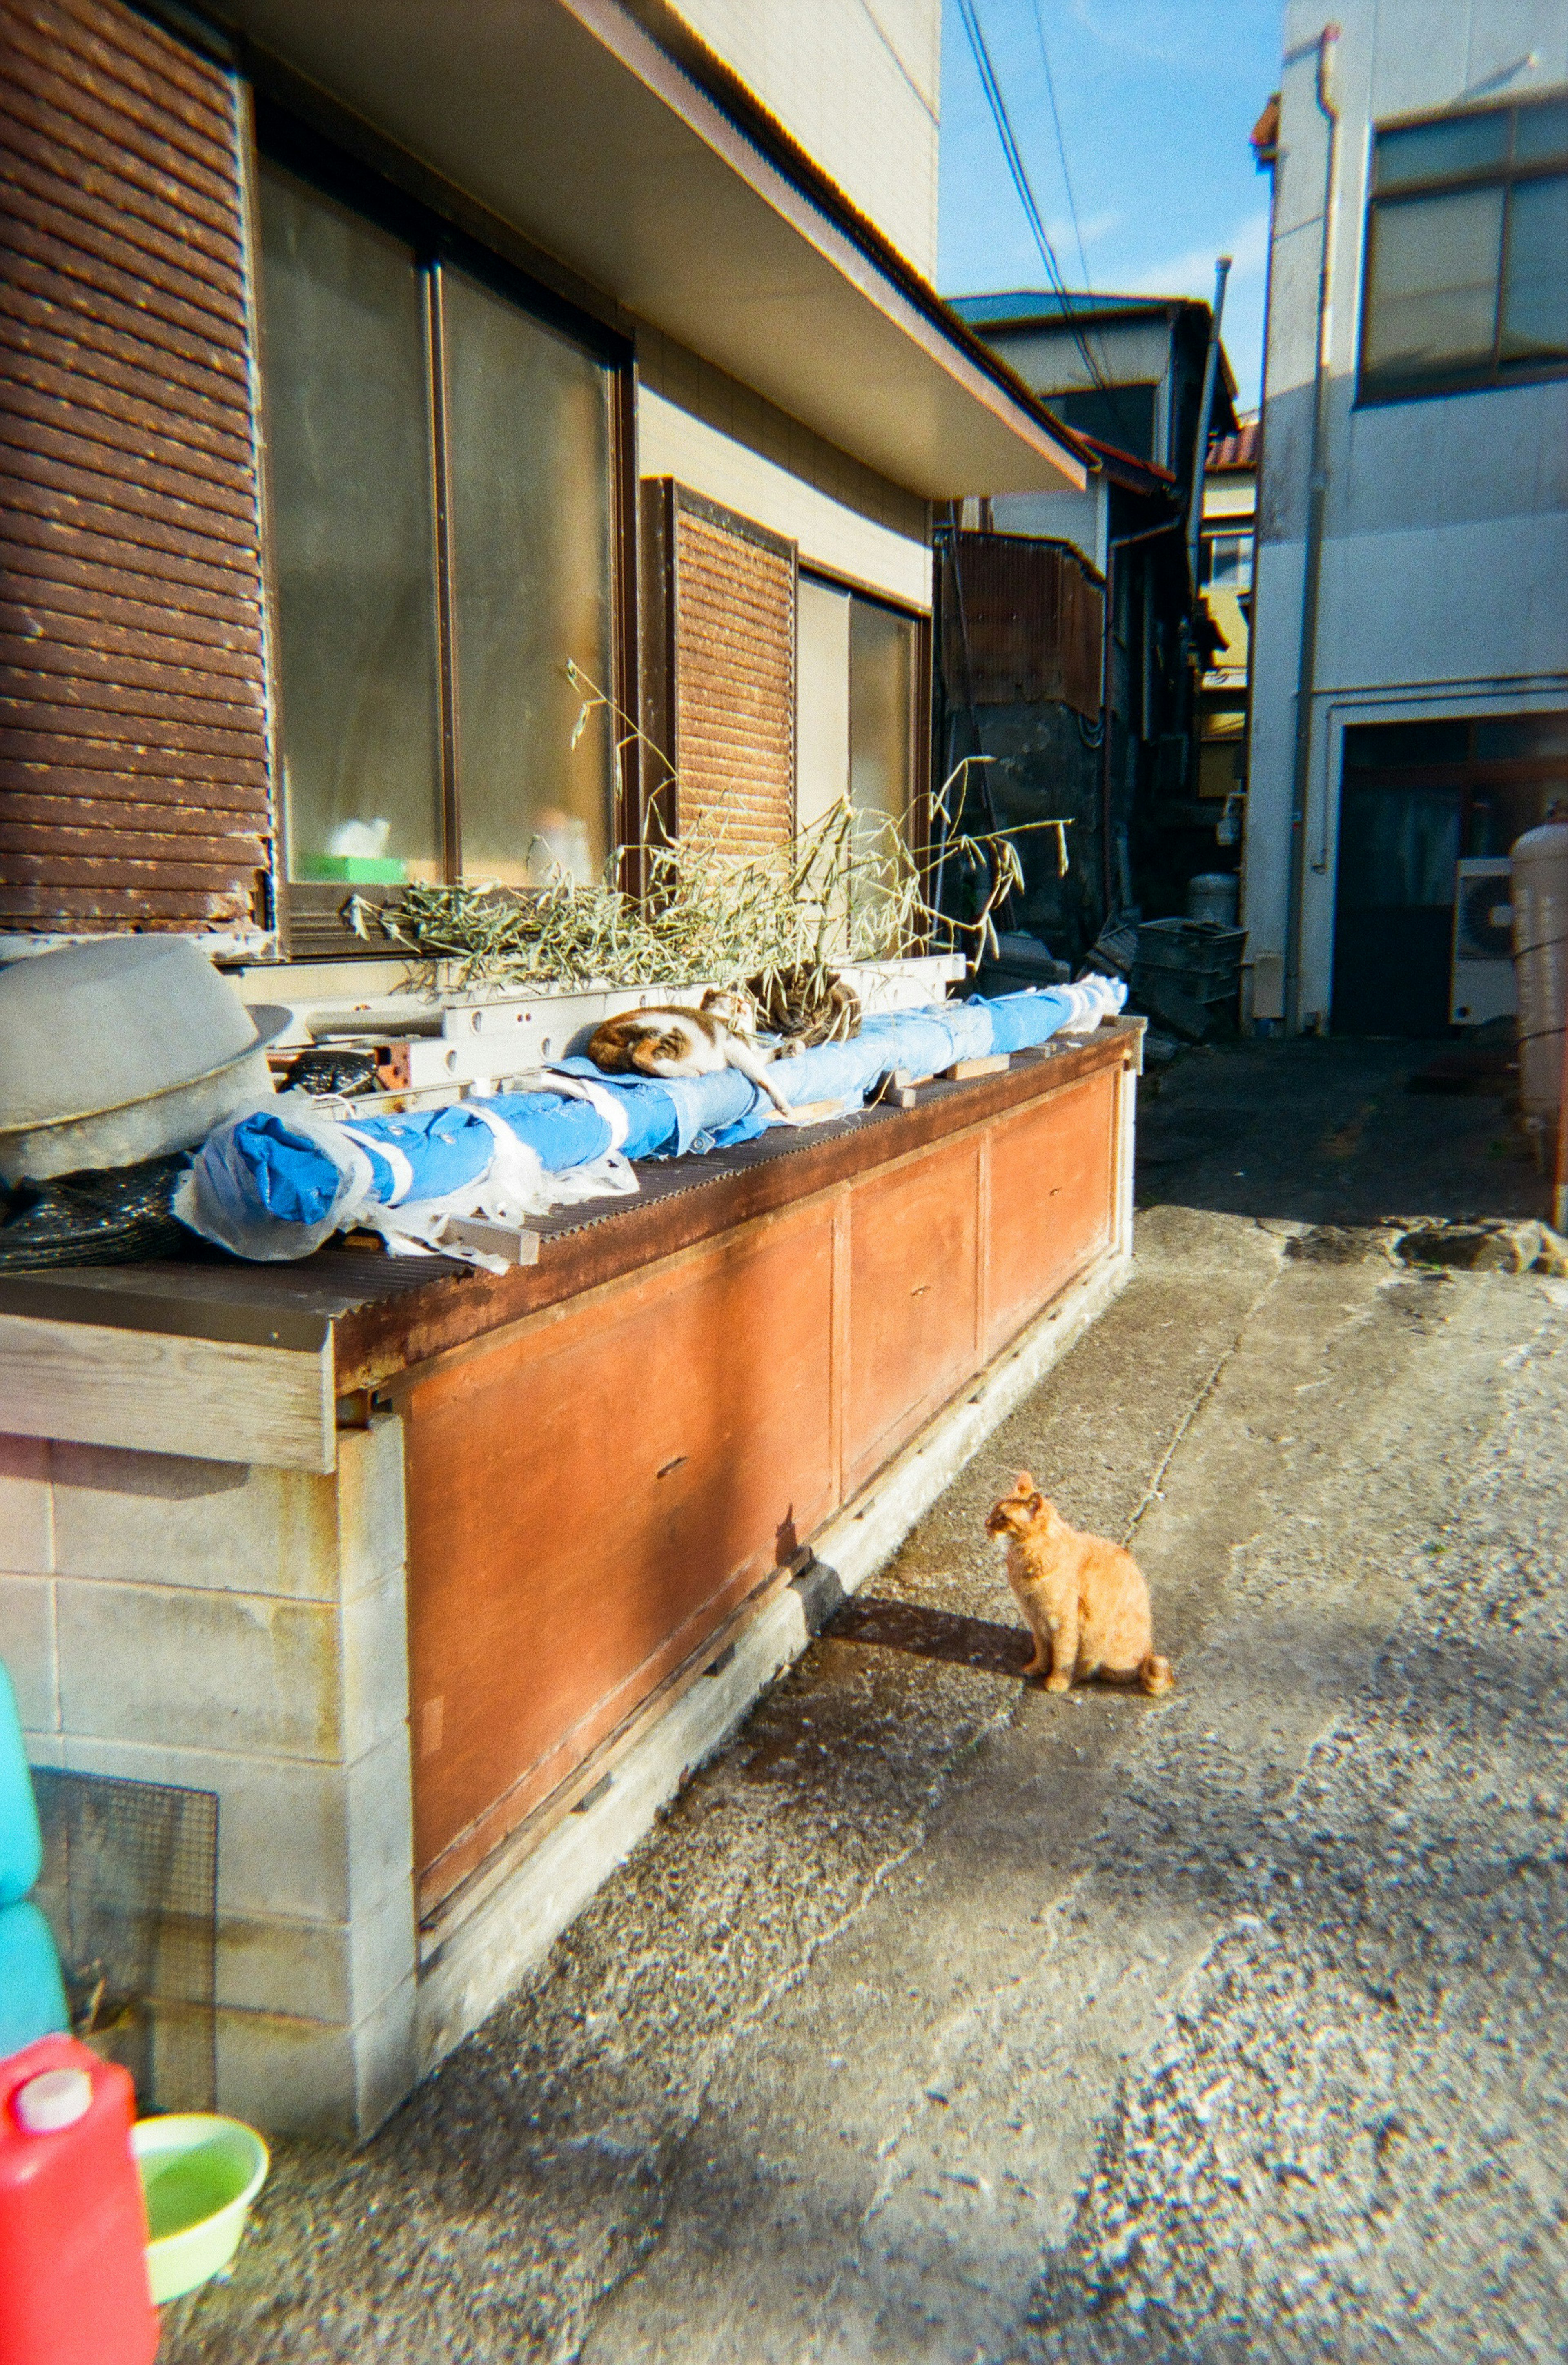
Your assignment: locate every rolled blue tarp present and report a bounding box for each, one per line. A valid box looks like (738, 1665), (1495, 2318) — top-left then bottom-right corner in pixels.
(180, 982), (1125, 1262)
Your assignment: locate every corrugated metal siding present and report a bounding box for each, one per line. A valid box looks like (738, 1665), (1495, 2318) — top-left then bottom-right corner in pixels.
(940, 532), (1102, 722)
(0, 0), (272, 934)
(670, 493), (795, 854)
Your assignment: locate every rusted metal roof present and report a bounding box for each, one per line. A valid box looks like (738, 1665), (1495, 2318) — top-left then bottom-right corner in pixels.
(939, 532), (1103, 722)
(1207, 421), (1261, 472)
(1252, 94), (1280, 166)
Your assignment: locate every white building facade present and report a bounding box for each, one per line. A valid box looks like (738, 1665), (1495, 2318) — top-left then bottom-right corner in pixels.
(1246, 2), (1568, 1034)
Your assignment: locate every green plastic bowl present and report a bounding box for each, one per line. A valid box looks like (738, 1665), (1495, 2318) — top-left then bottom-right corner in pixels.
(131, 2113), (269, 2304)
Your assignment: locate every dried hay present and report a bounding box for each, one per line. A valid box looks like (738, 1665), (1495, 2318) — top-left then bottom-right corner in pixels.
(347, 664), (1067, 997)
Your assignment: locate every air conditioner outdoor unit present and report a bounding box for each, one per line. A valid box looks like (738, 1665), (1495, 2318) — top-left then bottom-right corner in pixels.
(1450, 857), (1517, 1026)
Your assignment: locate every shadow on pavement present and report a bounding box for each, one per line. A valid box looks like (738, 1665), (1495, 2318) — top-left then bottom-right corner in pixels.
(1134, 1035), (1546, 1230)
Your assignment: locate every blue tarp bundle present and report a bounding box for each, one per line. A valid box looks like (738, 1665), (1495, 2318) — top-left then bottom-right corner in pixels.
(179, 981), (1125, 1263)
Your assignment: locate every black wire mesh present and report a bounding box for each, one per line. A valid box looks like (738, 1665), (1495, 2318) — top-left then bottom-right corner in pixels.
(31, 1767), (218, 2111)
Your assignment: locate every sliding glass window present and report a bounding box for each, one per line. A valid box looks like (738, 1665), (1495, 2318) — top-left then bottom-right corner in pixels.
(1360, 92), (1568, 402)
(255, 155), (617, 913)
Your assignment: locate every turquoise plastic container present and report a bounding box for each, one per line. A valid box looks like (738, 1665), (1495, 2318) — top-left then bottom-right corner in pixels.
(0, 1663), (42, 1905)
(0, 1901), (69, 2055)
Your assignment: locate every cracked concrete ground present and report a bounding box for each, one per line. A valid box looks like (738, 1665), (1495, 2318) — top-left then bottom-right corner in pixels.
(163, 1038), (1568, 2363)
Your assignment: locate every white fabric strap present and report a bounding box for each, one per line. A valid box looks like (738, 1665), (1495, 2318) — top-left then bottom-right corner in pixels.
(341, 1125), (416, 1208)
(541, 1069), (631, 1151)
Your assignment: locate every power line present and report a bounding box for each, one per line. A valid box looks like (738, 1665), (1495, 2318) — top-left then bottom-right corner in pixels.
(1027, 0), (1126, 429)
(954, 0), (1068, 302)
(953, 0), (1125, 419)
(1027, 0), (1091, 291)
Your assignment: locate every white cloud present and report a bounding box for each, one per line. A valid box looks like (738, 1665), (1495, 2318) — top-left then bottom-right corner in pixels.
(1047, 205), (1124, 252)
(1123, 205), (1272, 301)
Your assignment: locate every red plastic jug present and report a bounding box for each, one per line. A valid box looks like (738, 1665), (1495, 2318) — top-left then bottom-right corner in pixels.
(0, 2033), (158, 2365)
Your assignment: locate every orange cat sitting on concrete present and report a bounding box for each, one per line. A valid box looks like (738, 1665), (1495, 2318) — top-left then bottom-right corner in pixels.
(985, 1474), (1174, 1697)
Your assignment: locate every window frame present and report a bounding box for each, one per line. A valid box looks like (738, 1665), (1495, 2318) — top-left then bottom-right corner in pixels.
(796, 565), (933, 884)
(1356, 90), (1568, 408)
(249, 102), (637, 958)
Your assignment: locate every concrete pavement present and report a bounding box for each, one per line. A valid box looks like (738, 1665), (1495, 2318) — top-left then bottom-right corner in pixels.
(163, 1038), (1568, 2363)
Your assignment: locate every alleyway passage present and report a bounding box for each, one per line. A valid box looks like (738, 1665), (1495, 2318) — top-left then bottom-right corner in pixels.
(167, 1038), (1568, 2363)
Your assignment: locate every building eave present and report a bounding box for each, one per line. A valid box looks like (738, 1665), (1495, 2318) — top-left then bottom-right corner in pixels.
(212, 0), (1087, 500)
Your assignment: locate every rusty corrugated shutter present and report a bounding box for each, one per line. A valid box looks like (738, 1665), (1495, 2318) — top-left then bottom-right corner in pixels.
(0, 0), (272, 936)
(641, 479), (795, 856)
(940, 532), (1103, 722)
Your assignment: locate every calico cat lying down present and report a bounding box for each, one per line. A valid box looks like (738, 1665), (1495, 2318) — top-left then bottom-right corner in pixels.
(986, 1474), (1173, 1696)
(586, 989), (796, 1116)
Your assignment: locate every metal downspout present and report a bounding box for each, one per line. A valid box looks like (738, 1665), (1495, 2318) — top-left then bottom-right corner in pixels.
(1186, 255), (1233, 589)
(1101, 519), (1185, 924)
(1284, 22), (1341, 1033)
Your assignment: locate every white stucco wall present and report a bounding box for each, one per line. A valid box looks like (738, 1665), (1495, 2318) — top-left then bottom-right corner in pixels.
(637, 335), (933, 609)
(1245, 0), (1568, 1025)
(667, 0), (941, 281)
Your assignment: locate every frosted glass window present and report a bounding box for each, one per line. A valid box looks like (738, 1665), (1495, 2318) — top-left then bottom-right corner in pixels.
(1501, 176), (1568, 361)
(442, 269), (614, 887)
(849, 599), (915, 833)
(256, 165), (442, 888)
(1362, 98), (1568, 400)
(1363, 187), (1504, 380)
(795, 578), (851, 833)
(1374, 111), (1506, 192)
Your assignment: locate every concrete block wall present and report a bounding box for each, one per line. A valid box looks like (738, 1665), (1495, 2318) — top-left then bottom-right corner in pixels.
(0, 1419), (416, 2140)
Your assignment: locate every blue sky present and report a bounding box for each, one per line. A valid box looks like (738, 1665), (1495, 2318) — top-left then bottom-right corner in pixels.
(937, 0), (1286, 411)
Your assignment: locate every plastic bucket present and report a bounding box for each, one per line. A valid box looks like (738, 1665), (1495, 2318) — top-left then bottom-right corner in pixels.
(131, 2114), (268, 2304)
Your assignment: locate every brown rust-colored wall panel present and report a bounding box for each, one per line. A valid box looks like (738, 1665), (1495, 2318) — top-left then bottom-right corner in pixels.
(407, 1203), (837, 1908)
(0, 0), (272, 934)
(843, 1133), (981, 1495)
(939, 532), (1103, 722)
(641, 479), (796, 858)
(984, 1069), (1116, 1363)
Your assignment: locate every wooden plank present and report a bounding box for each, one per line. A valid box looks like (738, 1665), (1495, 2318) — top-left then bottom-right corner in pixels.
(0, 729), (267, 788)
(0, 573), (264, 658)
(0, 1310), (335, 1471)
(0, 508), (262, 611)
(0, 664), (264, 732)
(843, 1131), (981, 1494)
(0, 85), (245, 263)
(0, 442), (261, 565)
(984, 1069), (1116, 1363)
(332, 1035), (1135, 1390)
(0, 144), (249, 324)
(0, 790), (265, 840)
(0, 217), (249, 371)
(0, 334), (252, 468)
(0, 370), (254, 508)
(0, 399), (256, 523)
(0, 5), (239, 191)
(0, 843), (265, 889)
(0, 287), (254, 435)
(939, 1053), (1010, 1082)
(407, 1197), (837, 1904)
(0, 759), (268, 814)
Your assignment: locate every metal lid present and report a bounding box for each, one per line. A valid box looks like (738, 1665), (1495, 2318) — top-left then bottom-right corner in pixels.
(0, 938), (290, 1136)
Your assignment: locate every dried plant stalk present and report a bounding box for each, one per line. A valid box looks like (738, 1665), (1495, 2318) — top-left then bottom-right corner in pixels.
(347, 664), (1067, 993)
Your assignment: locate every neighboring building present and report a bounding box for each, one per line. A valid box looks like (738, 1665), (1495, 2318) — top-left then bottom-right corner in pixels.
(1197, 419), (1260, 818)
(1245, 9), (1568, 1036)
(947, 290), (1239, 534)
(0, 0), (1084, 983)
(941, 290), (1239, 944)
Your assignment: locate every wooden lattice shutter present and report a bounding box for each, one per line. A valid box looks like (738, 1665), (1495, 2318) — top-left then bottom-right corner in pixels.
(0, 0), (272, 936)
(640, 479), (795, 855)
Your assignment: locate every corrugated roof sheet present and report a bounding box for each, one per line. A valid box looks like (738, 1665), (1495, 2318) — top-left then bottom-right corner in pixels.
(1207, 421), (1261, 472)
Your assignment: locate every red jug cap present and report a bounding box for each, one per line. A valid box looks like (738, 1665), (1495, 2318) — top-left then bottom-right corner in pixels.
(14, 2066), (94, 2133)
